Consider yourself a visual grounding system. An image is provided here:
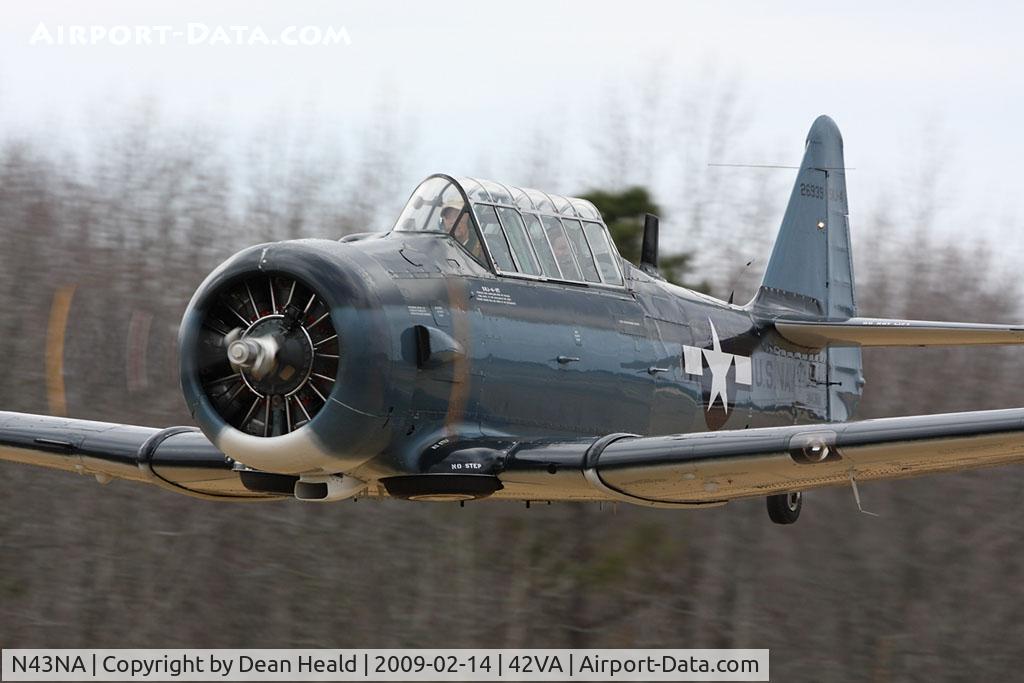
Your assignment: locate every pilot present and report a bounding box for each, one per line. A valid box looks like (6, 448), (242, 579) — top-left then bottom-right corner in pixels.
(440, 202), (484, 262)
(548, 226), (575, 265)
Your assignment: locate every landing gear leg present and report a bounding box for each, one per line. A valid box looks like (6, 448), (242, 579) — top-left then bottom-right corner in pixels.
(767, 491), (802, 524)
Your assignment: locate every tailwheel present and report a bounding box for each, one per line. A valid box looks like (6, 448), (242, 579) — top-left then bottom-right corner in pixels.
(767, 491), (802, 524)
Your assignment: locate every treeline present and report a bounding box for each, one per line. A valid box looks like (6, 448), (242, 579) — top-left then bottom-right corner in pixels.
(0, 98), (1022, 682)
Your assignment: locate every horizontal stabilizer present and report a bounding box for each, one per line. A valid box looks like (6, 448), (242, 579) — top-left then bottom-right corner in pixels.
(775, 317), (1024, 348)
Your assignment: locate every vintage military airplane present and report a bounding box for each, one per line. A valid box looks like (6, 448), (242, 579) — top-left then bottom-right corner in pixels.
(1, 115), (1022, 523)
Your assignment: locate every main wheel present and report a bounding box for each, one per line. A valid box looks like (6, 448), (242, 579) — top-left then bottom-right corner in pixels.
(767, 491), (802, 524)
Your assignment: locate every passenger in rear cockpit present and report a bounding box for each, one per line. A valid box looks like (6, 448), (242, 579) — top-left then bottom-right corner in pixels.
(441, 203), (484, 263)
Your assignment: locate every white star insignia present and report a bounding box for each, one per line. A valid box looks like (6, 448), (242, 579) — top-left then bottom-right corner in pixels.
(681, 318), (754, 413)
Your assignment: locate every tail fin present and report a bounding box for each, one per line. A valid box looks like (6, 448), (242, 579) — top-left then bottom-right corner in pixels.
(753, 115), (855, 321)
(751, 115), (862, 422)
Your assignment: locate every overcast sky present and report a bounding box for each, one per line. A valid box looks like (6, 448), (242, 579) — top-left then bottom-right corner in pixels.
(1, 1), (1022, 259)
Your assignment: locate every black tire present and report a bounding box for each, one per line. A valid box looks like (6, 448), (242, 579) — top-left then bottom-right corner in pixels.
(767, 491), (802, 524)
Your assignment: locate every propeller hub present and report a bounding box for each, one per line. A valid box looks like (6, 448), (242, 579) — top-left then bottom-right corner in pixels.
(227, 337), (277, 373)
(235, 316), (314, 396)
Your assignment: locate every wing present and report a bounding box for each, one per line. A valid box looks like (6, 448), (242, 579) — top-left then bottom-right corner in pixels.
(0, 411), (285, 500)
(496, 408), (1024, 508)
(8, 407), (1023, 508)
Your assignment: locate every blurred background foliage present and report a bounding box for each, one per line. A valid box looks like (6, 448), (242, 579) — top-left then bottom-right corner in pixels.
(0, 75), (1022, 682)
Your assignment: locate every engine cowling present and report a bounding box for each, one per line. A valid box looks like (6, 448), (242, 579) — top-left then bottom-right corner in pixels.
(178, 240), (394, 475)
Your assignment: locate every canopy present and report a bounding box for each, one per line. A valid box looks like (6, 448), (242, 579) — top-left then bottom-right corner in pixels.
(393, 174), (624, 286)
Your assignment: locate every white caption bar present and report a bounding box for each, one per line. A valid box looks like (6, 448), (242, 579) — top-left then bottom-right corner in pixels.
(1, 649), (768, 681)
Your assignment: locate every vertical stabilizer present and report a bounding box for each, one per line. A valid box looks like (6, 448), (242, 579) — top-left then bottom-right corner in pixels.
(752, 115), (862, 421)
(756, 115), (856, 320)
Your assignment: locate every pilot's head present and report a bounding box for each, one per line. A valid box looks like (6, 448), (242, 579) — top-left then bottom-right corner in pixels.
(440, 202), (470, 239)
(550, 228), (572, 260)
(440, 204), (461, 231)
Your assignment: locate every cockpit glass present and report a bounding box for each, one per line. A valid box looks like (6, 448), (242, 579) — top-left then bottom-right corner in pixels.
(549, 194), (577, 216)
(392, 175), (625, 287)
(541, 216), (582, 281)
(524, 189), (556, 213)
(393, 177), (465, 232)
(561, 219), (601, 283)
(477, 179), (515, 205)
(583, 221), (624, 285)
(496, 207), (541, 276)
(473, 204), (516, 272)
(522, 213), (561, 278)
(571, 199), (601, 221)
(459, 177), (493, 203)
(511, 187), (535, 211)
